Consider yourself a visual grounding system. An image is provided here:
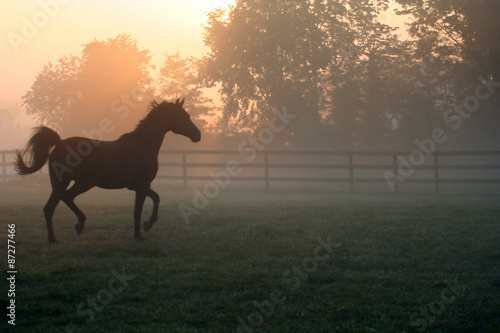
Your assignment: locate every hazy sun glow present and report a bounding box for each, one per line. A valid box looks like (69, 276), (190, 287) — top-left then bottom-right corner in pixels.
(0, 0), (227, 103)
(0, 0), (232, 148)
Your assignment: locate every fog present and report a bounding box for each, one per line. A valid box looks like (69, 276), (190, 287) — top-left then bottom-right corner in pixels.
(1, 0), (499, 194)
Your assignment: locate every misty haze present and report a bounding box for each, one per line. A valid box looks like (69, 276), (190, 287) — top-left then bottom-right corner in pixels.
(1, 0), (499, 332)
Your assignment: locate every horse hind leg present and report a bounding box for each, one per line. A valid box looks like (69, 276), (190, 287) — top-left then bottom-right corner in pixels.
(44, 178), (70, 243)
(61, 181), (95, 235)
(44, 190), (63, 243)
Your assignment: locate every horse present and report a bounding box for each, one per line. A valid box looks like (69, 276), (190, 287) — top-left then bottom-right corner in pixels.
(15, 98), (201, 243)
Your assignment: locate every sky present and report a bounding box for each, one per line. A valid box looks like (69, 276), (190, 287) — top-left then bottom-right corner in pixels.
(0, 0), (234, 104)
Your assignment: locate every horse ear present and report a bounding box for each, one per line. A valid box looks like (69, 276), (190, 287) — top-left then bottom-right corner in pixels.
(175, 98), (180, 104)
(180, 97), (185, 107)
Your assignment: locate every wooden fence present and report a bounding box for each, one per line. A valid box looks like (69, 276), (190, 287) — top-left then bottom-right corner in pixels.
(2, 149), (500, 194)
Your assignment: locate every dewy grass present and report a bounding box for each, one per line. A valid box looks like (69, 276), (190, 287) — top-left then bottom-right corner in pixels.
(0, 185), (499, 332)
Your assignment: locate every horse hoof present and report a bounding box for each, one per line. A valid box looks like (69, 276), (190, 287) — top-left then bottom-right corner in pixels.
(75, 223), (84, 235)
(144, 221), (151, 233)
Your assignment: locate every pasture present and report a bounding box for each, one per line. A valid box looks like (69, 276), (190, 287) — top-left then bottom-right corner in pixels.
(1, 182), (499, 332)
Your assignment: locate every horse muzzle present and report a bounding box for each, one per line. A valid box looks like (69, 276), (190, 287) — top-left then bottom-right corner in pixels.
(191, 130), (201, 143)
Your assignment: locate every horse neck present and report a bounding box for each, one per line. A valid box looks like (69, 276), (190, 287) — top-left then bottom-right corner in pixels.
(133, 125), (169, 155)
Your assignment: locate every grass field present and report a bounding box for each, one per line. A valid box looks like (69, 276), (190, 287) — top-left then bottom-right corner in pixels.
(0, 182), (499, 332)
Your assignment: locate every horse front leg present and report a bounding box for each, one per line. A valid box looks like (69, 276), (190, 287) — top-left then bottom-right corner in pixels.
(143, 188), (160, 233)
(134, 190), (147, 240)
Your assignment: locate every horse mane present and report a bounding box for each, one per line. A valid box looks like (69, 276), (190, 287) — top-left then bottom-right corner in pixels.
(135, 100), (171, 131)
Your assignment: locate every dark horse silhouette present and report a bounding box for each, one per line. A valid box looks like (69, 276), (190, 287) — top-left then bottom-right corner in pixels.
(15, 98), (200, 243)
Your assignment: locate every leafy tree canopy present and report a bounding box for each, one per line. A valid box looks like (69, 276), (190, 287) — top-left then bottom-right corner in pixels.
(23, 34), (154, 137)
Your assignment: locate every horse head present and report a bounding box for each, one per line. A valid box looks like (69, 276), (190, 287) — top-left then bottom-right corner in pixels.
(147, 98), (201, 142)
(169, 98), (201, 142)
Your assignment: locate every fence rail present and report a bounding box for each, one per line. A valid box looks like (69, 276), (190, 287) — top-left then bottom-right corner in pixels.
(2, 149), (500, 194)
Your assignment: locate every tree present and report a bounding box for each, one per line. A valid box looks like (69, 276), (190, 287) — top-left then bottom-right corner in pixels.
(22, 34), (155, 137)
(203, 0), (499, 150)
(395, 0), (500, 148)
(158, 51), (214, 130)
(323, 0), (401, 149)
(396, 0), (500, 79)
(201, 0), (332, 149)
(22, 55), (81, 132)
(202, 0), (409, 150)
(388, 50), (453, 148)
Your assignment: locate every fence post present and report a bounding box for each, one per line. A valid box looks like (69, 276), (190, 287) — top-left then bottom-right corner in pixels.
(348, 153), (354, 193)
(182, 152), (187, 188)
(264, 152), (269, 191)
(434, 153), (439, 195)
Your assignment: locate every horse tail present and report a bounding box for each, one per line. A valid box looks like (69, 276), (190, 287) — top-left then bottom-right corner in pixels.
(15, 126), (61, 175)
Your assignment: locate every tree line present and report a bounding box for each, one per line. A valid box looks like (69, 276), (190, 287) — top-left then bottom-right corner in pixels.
(22, 0), (500, 150)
